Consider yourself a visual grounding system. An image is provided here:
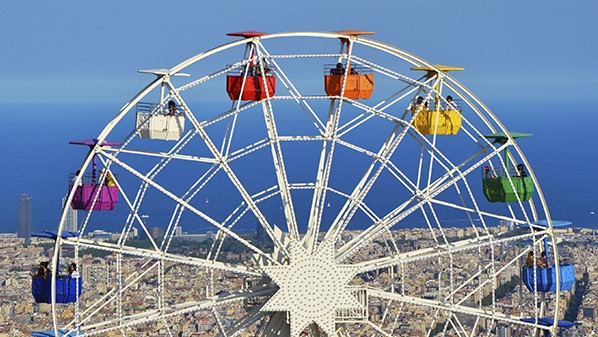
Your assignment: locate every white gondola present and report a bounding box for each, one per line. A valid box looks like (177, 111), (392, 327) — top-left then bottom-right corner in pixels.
(136, 102), (185, 141)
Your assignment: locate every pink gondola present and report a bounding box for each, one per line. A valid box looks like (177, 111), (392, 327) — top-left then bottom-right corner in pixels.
(69, 139), (120, 211)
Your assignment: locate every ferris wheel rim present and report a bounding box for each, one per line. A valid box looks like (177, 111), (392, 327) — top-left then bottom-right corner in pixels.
(51, 31), (563, 337)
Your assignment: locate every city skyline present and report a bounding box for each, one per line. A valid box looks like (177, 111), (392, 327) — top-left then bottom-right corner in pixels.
(3, 225), (596, 335)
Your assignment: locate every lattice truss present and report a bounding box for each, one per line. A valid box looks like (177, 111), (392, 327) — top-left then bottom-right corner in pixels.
(52, 32), (566, 337)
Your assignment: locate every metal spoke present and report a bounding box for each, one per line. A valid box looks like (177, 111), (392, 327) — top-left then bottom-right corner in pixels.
(62, 237), (260, 276)
(367, 288), (550, 333)
(56, 32), (560, 337)
(78, 288), (275, 336)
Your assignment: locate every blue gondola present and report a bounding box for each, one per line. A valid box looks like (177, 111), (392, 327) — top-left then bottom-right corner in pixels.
(31, 231), (83, 304)
(522, 264), (575, 292)
(32, 230), (79, 239)
(31, 330), (77, 337)
(520, 317), (575, 327)
(31, 330), (84, 337)
(521, 220), (576, 293)
(520, 317), (575, 337)
(32, 277), (83, 304)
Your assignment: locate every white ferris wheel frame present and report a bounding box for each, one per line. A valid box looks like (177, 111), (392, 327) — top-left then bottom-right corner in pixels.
(49, 31), (566, 337)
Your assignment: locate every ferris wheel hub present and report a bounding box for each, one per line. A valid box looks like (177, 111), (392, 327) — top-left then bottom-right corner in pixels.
(261, 239), (361, 336)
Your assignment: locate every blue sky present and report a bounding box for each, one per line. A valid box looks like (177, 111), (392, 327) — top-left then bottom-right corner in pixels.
(1, 1), (598, 231)
(2, 0), (597, 103)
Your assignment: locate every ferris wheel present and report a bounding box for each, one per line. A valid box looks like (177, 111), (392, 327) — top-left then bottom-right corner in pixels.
(42, 31), (576, 337)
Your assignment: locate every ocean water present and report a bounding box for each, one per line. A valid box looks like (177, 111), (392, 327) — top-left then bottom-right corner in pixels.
(1, 99), (597, 235)
(491, 99), (598, 229)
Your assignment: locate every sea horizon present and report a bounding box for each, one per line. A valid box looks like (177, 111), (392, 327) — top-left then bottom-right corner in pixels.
(1, 98), (597, 234)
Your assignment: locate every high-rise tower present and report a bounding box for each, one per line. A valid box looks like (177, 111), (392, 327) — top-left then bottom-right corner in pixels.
(17, 193), (32, 239)
(62, 196), (78, 232)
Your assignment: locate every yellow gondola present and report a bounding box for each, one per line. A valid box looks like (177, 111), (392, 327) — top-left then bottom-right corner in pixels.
(411, 65), (463, 135)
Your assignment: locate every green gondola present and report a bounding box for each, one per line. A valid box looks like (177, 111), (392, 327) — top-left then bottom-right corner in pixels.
(482, 132), (535, 202)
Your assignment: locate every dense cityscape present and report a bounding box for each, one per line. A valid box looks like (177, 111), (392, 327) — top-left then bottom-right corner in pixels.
(1, 192), (597, 336)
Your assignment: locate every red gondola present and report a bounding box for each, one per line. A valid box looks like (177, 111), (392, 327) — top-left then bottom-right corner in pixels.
(225, 31), (276, 101)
